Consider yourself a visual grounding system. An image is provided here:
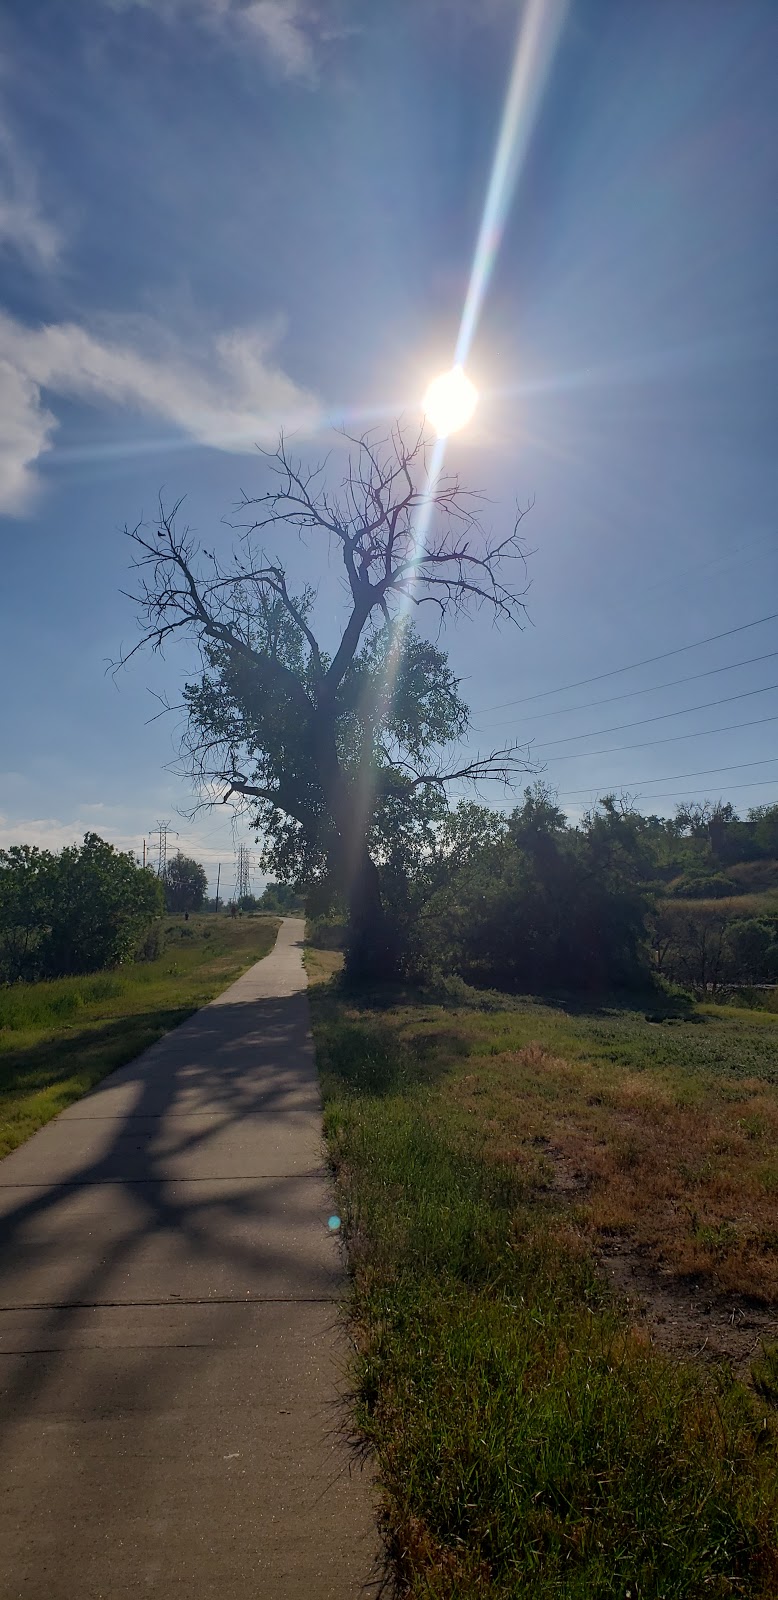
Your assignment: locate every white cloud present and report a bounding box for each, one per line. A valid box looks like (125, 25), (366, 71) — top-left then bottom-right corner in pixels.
(0, 359), (58, 511)
(0, 122), (63, 268)
(104, 0), (324, 79)
(241, 0), (316, 78)
(0, 310), (320, 513)
(0, 812), (138, 856)
(0, 811), (245, 891)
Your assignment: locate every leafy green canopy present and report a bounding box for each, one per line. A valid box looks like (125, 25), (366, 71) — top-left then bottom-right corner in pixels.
(182, 604), (469, 892)
(415, 790), (652, 990)
(0, 834), (163, 982)
(164, 851), (208, 913)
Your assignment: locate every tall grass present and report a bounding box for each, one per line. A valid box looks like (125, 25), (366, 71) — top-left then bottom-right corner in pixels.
(0, 971), (126, 1031)
(0, 915), (279, 1156)
(313, 987), (778, 1598)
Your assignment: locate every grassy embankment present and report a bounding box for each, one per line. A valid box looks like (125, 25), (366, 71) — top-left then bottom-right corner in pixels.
(307, 938), (778, 1597)
(0, 914), (279, 1157)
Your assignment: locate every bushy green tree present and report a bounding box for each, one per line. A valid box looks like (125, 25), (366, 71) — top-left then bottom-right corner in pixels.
(1, 834), (163, 981)
(747, 803), (778, 859)
(417, 789), (651, 992)
(164, 851), (208, 913)
(723, 917), (778, 984)
(258, 882), (305, 914)
(0, 844), (54, 981)
(41, 834), (163, 975)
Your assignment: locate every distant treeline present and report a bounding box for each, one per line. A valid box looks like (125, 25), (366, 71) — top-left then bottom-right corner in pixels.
(311, 791), (778, 995)
(418, 793), (778, 993)
(201, 883), (305, 914)
(6, 797), (778, 995)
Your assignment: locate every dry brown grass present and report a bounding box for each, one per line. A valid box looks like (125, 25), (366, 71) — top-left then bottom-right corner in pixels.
(669, 889), (778, 915)
(311, 985), (778, 1594)
(303, 944), (345, 985)
(407, 1011), (778, 1303)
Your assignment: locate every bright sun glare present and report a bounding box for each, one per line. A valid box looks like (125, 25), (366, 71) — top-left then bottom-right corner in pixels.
(422, 365), (479, 438)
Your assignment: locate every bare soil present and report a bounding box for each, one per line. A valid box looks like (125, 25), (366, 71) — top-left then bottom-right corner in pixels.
(544, 1138), (778, 1376)
(600, 1237), (778, 1377)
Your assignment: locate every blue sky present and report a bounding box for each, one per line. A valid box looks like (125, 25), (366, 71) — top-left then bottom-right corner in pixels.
(0, 0), (777, 895)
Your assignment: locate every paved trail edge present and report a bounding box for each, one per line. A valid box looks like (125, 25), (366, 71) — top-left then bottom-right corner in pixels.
(0, 916), (379, 1600)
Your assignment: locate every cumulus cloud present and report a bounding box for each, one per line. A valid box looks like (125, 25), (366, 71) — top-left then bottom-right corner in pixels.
(0, 810), (232, 885)
(0, 813), (121, 855)
(0, 311), (320, 513)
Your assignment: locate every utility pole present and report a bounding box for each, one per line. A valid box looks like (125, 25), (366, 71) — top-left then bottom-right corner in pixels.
(215, 863), (221, 914)
(142, 838), (147, 870)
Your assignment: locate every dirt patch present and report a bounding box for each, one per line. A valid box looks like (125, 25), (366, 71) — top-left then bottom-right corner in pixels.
(599, 1237), (778, 1378)
(538, 1137), (778, 1374)
(544, 1142), (591, 1194)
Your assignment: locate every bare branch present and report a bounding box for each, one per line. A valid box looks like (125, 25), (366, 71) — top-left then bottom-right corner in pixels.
(229, 423), (532, 688)
(379, 742), (540, 797)
(116, 504), (316, 719)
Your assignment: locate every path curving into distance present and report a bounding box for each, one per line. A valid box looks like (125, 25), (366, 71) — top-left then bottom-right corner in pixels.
(0, 917), (379, 1599)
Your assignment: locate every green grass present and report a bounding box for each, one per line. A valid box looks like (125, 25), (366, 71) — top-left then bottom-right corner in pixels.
(311, 976), (778, 1598)
(0, 914), (279, 1156)
(465, 990), (778, 1083)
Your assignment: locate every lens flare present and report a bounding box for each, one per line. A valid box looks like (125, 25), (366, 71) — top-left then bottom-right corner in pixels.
(422, 366), (479, 438)
(350, 0), (570, 829)
(455, 0), (569, 370)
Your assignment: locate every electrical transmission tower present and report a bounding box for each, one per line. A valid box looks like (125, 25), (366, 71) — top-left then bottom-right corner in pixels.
(150, 820), (175, 879)
(234, 844), (252, 902)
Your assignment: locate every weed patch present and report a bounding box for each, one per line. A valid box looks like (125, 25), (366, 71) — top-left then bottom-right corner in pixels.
(311, 981), (778, 1597)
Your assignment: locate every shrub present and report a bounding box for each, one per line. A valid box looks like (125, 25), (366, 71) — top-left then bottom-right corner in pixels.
(136, 924), (164, 962)
(669, 872), (738, 899)
(0, 834), (163, 983)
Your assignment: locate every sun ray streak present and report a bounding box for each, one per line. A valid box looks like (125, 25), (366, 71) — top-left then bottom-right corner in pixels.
(454, 0), (569, 370)
(351, 3), (570, 844)
(371, 2), (569, 763)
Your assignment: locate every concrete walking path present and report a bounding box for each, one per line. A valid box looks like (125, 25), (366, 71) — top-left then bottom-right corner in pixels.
(0, 918), (380, 1599)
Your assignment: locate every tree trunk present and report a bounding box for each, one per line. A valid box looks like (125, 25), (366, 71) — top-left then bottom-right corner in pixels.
(311, 712), (399, 981)
(344, 848), (399, 982)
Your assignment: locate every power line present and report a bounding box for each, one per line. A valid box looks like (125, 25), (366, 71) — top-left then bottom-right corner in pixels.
(555, 756), (778, 800)
(474, 609), (778, 714)
(543, 710), (778, 763)
(564, 778), (778, 806)
(533, 680), (778, 751)
(474, 648), (778, 731)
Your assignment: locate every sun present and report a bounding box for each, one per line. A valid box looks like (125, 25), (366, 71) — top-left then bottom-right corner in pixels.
(422, 365), (479, 438)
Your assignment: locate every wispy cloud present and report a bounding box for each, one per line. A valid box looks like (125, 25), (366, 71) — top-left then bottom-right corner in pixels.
(0, 312), (320, 513)
(241, 1), (316, 77)
(104, 0), (327, 80)
(0, 121), (62, 268)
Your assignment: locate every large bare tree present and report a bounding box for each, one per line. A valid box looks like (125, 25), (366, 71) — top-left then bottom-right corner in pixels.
(122, 423), (533, 975)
